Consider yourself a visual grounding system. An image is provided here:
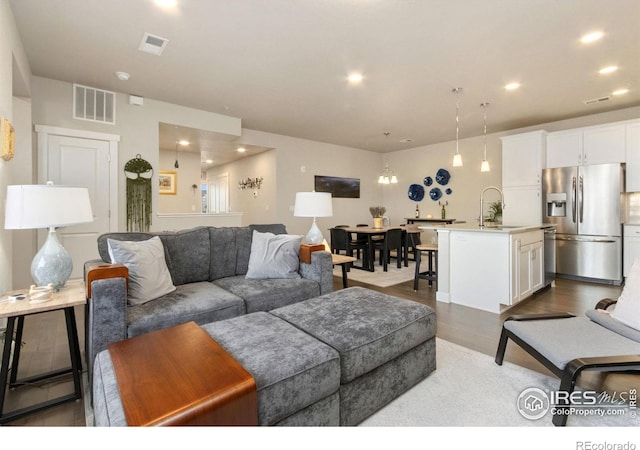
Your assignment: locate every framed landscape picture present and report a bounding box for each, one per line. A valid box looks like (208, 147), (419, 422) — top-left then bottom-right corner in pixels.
(159, 171), (177, 195)
(314, 175), (360, 198)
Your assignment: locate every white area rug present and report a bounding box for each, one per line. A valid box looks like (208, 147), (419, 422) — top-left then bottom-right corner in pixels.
(333, 259), (418, 288)
(361, 338), (638, 427)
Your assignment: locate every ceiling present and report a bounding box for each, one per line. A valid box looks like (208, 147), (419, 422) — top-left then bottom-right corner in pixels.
(158, 122), (272, 170)
(10, 0), (640, 153)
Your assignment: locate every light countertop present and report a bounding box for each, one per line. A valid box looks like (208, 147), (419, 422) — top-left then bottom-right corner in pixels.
(418, 223), (551, 234)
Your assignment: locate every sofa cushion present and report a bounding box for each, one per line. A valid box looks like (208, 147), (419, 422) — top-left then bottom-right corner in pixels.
(209, 227), (242, 280)
(270, 286), (436, 383)
(107, 236), (176, 305)
(97, 232), (155, 263)
(246, 231), (302, 279)
(214, 275), (321, 313)
(249, 224), (287, 235)
(127, 281), (245, 337)
(159, 227), (210, 285)
(201, 312), (340, 425)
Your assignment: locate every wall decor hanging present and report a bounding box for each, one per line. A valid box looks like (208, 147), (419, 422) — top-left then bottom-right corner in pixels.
(159, 171), (177, 195)
(314, 175), (360, 198)
(124, 154), (153, 232)
(408, 184), (425, 202)
(1, 117), (15, 161)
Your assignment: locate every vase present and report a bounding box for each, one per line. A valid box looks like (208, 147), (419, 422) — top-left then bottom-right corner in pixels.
(372, 217), (383, 229)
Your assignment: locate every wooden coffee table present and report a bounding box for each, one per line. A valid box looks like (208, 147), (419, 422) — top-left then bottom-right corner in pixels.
(109, 321), (257, 426)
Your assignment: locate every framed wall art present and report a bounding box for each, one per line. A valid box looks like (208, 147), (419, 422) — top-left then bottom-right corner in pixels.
(159, 171), (177, 195)
(314, 175), (360, 198)
(1, 117), (15, 161)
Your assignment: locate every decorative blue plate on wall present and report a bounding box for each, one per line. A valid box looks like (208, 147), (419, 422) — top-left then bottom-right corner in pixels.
(435, 168), (451, 185)
(429, 187), (443, 201)
(445, 188), (452, 195)
(423, 176), (433, 186)
(408, 184), (425, 202)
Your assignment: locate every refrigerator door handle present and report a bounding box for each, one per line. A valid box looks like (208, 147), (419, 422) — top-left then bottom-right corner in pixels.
(571, 176), (577, 223)
(555, 236), (617, 243)
(579, 175), (584, 224)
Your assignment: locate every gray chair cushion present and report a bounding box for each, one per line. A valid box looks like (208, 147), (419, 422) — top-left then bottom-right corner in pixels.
(586, 308), (640, 343)
(270, 286), (436, 383)
(127, 281), (245, 337)
(201, 312), (340, 425)
(504, 316), (640, 370)
(213, 275), (321, 313)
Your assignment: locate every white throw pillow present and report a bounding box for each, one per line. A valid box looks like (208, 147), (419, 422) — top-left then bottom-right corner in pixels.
(611, 257), (640, 331)
(246, 230), (302, 279)
(107, 236), (176, 305)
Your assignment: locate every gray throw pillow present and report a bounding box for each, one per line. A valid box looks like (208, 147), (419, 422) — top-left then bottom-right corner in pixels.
(107, 236), (176, 305)
(246, 230), (302, 279)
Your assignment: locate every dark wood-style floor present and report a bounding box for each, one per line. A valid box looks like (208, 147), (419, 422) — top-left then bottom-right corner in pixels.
(2, 273), (637, 426)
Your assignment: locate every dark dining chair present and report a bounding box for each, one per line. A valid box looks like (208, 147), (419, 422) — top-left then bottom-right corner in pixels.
(372, 228), (403, 272)
(330, 227), (369, 270)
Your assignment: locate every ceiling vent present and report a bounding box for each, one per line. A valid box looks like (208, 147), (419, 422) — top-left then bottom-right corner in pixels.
(73, 84), (116, 124)
(139, 32), (169, 55)
(584, 96), (611, 105)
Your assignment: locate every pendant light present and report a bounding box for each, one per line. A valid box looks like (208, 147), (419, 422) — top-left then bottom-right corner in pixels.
(452, 88), (463, 167)
(174, 140), (180, 169)
(378, 132), (398, 184)
(480, 102), (490, 172)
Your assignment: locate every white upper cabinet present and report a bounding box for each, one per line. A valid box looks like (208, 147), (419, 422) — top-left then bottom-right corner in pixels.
(501, 130), (546, 225)
(626, 120), (640, 192)
(547, 122), (626, 168)
(501, 130), (546, 187)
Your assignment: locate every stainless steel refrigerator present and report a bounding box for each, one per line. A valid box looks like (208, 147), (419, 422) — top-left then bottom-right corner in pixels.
(542, 163), (624, 284)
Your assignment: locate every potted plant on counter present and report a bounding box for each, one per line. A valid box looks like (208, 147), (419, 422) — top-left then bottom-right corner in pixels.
(369, 206), (387, 229)
(484, 201), (503, 227)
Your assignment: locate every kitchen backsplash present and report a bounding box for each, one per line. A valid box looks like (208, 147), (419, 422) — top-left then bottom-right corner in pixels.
(626, 193), (640, 224)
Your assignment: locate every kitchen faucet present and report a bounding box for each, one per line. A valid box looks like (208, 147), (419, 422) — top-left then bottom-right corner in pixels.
(479, 186), (505, 227)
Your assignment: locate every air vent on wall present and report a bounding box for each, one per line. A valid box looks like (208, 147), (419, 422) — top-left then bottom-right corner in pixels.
(139, 32), (169, 55)
(73, 84), (116, 124)
(584, 96), (611, 105)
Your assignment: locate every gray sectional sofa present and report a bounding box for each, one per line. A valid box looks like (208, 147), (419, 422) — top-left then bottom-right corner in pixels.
(92, 287), (437, 426)
(84, 224), (333, 383)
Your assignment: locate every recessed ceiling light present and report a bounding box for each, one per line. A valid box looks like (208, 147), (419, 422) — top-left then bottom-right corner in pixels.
(205, 159), (213, 164)
(347, 73), (364, 84)
(612, 88), (629, 96)
(505, 82), (520, 90)
(237, 147), (246, 153)
(178, 140), (189, 146)
(115, 71), (130, 81)
(581, 31), (604, 43)
(154, 0), (177, 8)
(599, 65), (618, 74)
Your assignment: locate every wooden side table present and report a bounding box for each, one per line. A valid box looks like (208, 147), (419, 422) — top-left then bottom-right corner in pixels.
(331, 254), (357, 288)
(0, 280), (85, 424)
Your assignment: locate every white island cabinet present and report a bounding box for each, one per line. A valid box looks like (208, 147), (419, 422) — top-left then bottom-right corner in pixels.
(425, 224), (545, 314)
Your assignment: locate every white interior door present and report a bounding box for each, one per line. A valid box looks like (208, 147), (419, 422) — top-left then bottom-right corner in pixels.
(37, 128), (118, 280)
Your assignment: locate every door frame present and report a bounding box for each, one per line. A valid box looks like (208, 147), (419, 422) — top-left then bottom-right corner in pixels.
(35, 124), (120, 234)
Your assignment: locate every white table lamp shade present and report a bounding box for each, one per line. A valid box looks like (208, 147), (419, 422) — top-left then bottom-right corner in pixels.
(5, 184), (93, 229)
(293, 192), (333, 245)
(293, 192), (333, 218)
(4, 184), (94, 290)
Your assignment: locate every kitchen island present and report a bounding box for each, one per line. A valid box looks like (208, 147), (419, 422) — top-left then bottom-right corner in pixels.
(419, 223), (549, 314)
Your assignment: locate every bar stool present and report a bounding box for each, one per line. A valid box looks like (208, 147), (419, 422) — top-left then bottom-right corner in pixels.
(413, 244), (438, 291)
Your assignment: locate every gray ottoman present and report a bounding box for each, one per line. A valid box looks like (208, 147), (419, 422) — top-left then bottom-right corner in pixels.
(200, 312), (341, 425)
(270, 286), (437, 425)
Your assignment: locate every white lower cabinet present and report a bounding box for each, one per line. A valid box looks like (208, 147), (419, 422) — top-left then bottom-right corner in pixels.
(510, 231), (544, 305)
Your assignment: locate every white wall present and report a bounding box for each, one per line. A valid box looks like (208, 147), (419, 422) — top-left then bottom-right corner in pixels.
(385, 106), (640, 230)
(0, 0), (32, 293)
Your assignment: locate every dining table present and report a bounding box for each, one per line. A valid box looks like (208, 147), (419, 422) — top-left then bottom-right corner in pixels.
(341, 225), (421, 272)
